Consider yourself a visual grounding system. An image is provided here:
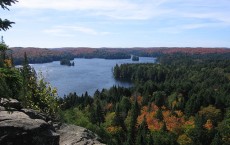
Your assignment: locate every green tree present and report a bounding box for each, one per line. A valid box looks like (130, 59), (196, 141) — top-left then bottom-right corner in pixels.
(126, 100), (139, 145)
(0, 36), (9, 68)
(147, 134), (154, 145)
(0, 0), (17, 31)
(0, 67), (22, 99)
(120, 96), (131, 118)
(33, 77), (59, 117)
(90, 99), (105, 126)
(152, 91), (166, 107)
(19, 52), (37, 107)
(112, 103), (127, 132)
(156, 109), (164, 121)
(217, 112), (230, 144)
(136, 116), (149, 145)
(211, 132), (224, 145)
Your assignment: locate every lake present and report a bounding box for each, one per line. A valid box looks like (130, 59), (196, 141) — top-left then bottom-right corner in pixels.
(31, 57), (156, 97)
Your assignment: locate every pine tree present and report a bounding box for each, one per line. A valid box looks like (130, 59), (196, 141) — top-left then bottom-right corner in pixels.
(156, 109), (163, 121)
(147, 134), (154, 145)
(211, 132), (223, 145)
(126, 99), (139, 145)
(93, 99), (105, 126)
(20, 52), (37, 107)
(0, 0), (17, 31)
(136, 116), (149, 145)
(113, 103), (127, 132)
(161, 121), (167, 132)
(0, 36), (8, 66)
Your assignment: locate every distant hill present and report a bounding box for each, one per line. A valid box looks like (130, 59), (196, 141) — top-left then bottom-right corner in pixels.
(11, 47), (230, 65)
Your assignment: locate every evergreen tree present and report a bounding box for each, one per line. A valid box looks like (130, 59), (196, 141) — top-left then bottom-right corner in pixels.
(113, 103), (127, 131)
(92, 99), (105, 126)
(156, 109), (164, 121)
(161, 121), (167, 132)
(147, 134), (154, 145)
(187, 115), (206, 145)
(126, 100), (139, 145)
(136, 116), (149, 145)
(0, 36), (8, 67)
(20, 52), (37, 107)
(120, 96), (131, 118)
(211, 132), (223, 145)
(0, 0), (17, 31)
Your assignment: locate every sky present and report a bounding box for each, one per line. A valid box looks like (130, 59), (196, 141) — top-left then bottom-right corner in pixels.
(1, 0), (230, 48)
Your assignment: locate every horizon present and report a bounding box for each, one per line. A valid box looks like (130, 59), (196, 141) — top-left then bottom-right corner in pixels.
(10, 46), (230, 49)
(1, 0), (230, 48)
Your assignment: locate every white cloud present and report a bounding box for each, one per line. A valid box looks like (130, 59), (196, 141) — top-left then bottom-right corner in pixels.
(16, 0), (170, 20)
(158, 22), (226, 34)
(15, 0), (230, 22)
(43, 25), (110, 36)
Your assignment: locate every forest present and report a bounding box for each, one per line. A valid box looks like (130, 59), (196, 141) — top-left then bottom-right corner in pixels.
(57, 53), (230, 145)
(11, 47), (230, 65)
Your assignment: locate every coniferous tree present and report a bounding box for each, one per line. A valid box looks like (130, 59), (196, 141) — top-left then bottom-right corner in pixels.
(113, 103), (127, 131)
(211, 132), (223, 145)
(91, 99), (105, 126)
(20, 52), (37, 107)
(187, 114), (206, 145)
(161, 121), (167, 132)
(0, 36), (21, 100)
(136, 116), (149, 145)
(120, 96), (131, 118)
(0, 36), (9, 67)
(147, 134), (154, 145)
(126, 99), (139, 145)
(0, 0), (17, 31)
(156, 109), (164, 121)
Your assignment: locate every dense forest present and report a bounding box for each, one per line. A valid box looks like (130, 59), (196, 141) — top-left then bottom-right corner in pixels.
(57, 52), (230, 145)
(11, 47), (230, 65)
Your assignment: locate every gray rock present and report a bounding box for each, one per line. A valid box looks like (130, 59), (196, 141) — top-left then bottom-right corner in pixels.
(0, 99), (105, 145)
(0, 106), (5, 111)
(21, 108), (48, 121)
(58, 124), (106, 145)
(0, 98), (22, 110)
(0, 110), (59, 145)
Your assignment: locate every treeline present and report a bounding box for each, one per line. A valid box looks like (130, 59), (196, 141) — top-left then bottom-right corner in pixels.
(59, 53), (230, 145)
(77, 49), (131, 59)
(11, 47), (230, 65)
(12, 48), (130, 65)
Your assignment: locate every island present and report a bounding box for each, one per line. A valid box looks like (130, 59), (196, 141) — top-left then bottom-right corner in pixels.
(60, 59), (74, 66)
(132, 55), (139, 61)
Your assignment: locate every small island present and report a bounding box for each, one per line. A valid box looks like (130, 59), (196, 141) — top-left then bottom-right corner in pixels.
(60, 59), (75, 66)
(132, 55), (139, 61)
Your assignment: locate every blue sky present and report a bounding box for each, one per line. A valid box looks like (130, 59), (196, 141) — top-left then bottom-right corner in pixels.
(1, 0), (230, 48)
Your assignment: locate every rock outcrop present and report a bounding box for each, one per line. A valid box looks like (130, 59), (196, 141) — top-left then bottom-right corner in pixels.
(58, 124), (105, 145)
(0, 98), (105, 145)
(0, 98), (59, 145)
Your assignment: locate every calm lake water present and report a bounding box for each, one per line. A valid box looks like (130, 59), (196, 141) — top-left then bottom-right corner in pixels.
(31, 57), (156, 97)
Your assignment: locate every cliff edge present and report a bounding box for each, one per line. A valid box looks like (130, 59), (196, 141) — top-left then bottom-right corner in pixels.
(0, 98), (105, 145)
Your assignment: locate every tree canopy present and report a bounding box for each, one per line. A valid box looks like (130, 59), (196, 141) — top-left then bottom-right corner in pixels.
(0, 0), (17, 31)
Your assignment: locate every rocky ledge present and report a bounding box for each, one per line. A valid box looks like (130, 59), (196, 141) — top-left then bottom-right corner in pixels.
(0, 98), (105, 145)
